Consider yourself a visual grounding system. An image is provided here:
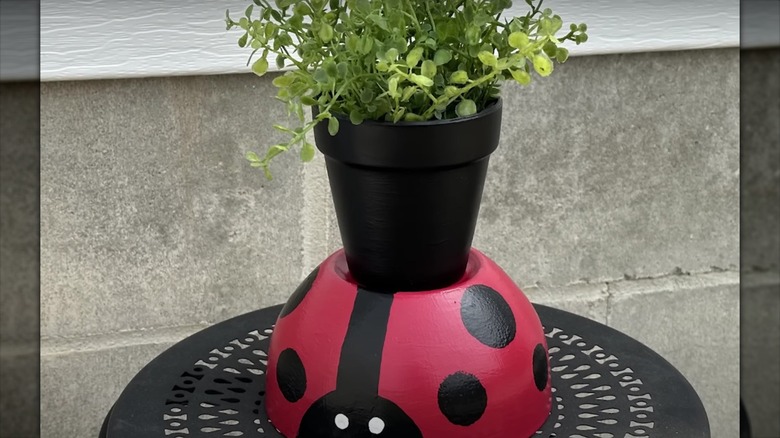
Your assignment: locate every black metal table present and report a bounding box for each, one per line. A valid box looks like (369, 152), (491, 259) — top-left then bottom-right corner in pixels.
(100, 304), (710, 438)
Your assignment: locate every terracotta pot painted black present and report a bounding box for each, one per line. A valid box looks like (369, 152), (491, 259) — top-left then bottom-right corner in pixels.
(313, 99), (502, 291)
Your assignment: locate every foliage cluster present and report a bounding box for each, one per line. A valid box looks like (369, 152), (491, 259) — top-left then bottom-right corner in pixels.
(226, 0), (588, 178)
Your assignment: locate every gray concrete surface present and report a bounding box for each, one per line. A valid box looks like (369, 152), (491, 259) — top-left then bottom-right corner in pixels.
(40, 75), (306, 339)
(40, 338), (183, 438)
(37, 49), (741, 437)
(480, 49), (740, 287)
(608, 272), (740, 438)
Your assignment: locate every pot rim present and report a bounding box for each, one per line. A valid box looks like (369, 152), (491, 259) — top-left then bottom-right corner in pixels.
(313, 98), (503, 169)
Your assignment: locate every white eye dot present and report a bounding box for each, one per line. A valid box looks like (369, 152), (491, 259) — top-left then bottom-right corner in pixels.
(368, 417), (385, 434)
(335, 413), (349, 430)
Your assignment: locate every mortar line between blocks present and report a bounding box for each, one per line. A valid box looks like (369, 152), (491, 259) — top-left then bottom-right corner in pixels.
(40, 271), (740, 357)
(604, 269), (740, 298)
(40, 323), (212, 357)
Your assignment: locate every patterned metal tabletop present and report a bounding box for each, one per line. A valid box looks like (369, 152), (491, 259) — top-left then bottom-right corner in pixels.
(101, 304), (710, 438)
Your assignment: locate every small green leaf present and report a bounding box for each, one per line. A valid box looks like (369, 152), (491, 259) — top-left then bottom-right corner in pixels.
(238, 33), (248, 48)
(392, 107), (406, 122)
(388, 76), (400, 98)
(555, 47), (569, 63)
(465, 25), (480, 45)
(246, 151), (261, 162)
(532, 53), (554, 76)
(551, 15), (563, 34)
(328, 117), (339, 136)
(401, 86), (416, 102)
(276, 55), (286, 69)
(404, 112), (425, 121)
(449, 70), (469, 84)
(510, 68), (531, 85)
(384, 48), (399, 62)
(409, 73), (434, 87)
(294, 2), (311, 16)
(346, 34), (360, 52)
(455, 99), (477, 117)
(360, 36), (374, 55)
(360, 88), (375, 104)
(349, 109), (365, 125)
(478, 51), (498, 68)
(264, 22), (276, 39)
(318, 23), (334, 43)
(313, 68), (329, 83)
(543, 41), (558, 58)
(508, 32), (529, 49)
(272, 74), (294, 87)
(337, 62), (349, 77)
(421, 60), (436, 78)
(244, 4), (253, 18)
(300, 142), (315, 162)
(301, 95), (318, 106)
(433, 49), (452, 66)
(368, 14), (389, 30)
(265, 144), (288, 161)
(251, 57), (268, 76)
(406, 46), (424, 68)
(324, 60), (338, 77)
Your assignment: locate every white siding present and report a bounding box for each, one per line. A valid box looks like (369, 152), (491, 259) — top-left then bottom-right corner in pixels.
(38, 0), (741, 81)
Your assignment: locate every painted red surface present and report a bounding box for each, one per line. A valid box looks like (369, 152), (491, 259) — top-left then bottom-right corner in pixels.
(265, 249), (551, 438)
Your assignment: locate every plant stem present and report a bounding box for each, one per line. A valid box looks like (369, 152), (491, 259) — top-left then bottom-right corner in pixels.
(421, 69), (499, 118)
(425, 2), (436, 33)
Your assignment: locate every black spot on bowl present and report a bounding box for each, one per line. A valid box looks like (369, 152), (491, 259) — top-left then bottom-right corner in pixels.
(533, 343), (549, 391)
(461, 284), (516, 349)
(277, 348), (306, 402)
(438, 371), (488, 426)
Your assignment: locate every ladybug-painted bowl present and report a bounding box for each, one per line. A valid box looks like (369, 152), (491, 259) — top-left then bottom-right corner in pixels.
(265, 249), (551, 438)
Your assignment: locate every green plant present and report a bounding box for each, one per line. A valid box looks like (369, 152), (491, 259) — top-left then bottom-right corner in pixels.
(226, 0), (588, 178)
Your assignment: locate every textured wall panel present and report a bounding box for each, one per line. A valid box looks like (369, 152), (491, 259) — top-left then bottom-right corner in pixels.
(39, 0), (739, 81)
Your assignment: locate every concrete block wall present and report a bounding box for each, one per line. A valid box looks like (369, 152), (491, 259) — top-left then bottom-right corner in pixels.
(35, 48), (741, 437)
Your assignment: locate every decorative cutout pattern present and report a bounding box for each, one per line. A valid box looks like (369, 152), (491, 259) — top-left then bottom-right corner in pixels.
(534, 326), (655, 437)
(162, 325), (655, 437)
(164, 328), (274, 437)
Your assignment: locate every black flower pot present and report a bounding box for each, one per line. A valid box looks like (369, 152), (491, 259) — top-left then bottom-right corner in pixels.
(313, 99), (502, 291)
